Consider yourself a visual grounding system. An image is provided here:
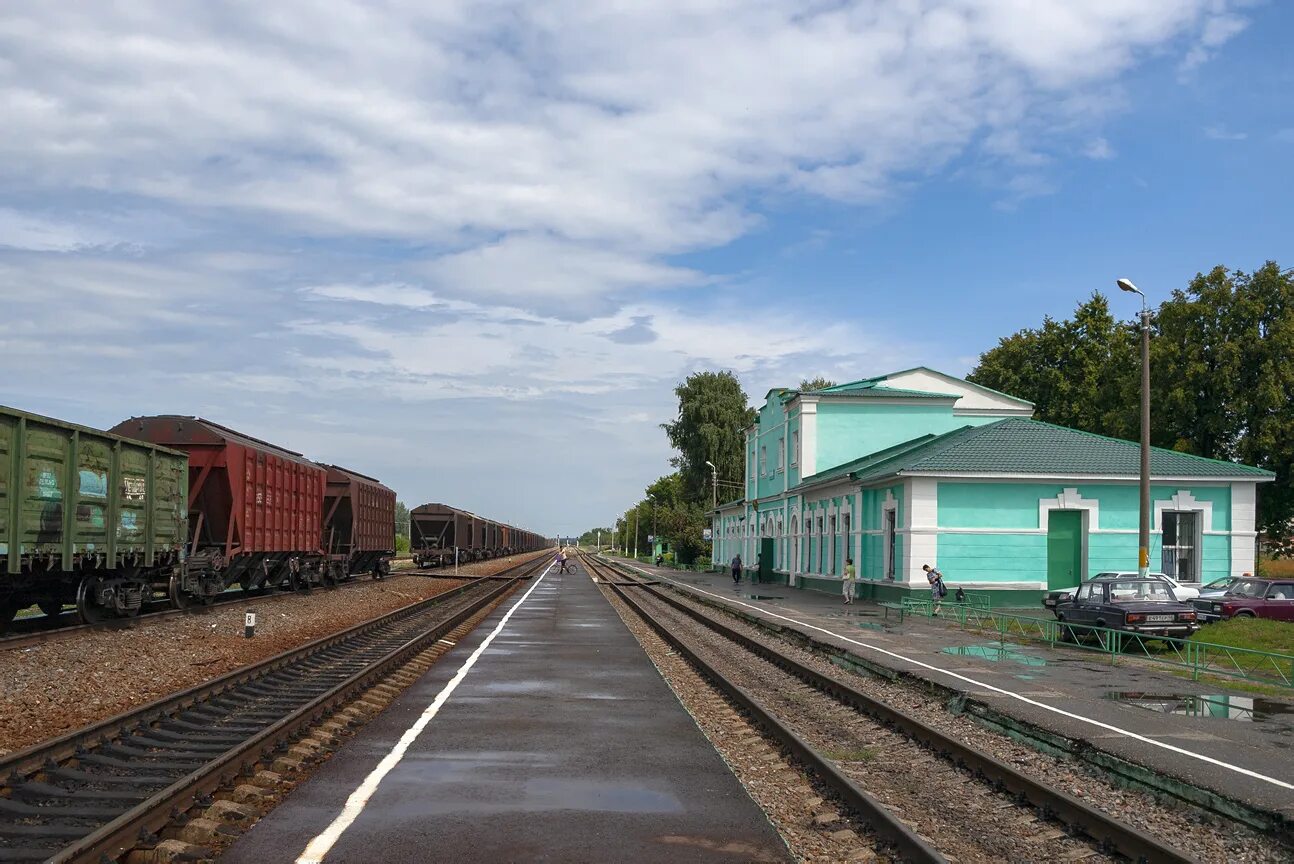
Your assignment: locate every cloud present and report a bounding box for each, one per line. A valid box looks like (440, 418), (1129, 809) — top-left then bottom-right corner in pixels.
(0, 1), (1251, 529)
(1084, 137), (1116, 160)
(1204, 125), (1248, 141)
(1179, 12), (1249, 78)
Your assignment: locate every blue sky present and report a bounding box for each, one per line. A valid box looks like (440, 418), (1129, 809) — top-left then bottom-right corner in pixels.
(1, 1), (1289, 536)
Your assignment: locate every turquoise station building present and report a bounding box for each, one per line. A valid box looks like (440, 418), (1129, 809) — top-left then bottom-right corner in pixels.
(711, 368), (1274, 605)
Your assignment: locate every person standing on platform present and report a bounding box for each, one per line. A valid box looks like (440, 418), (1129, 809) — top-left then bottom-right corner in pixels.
(842, 558), (857, 604)
(731, 554), (742, 585)
(923, 563), (947, 615)
(555, 550), (566, 573)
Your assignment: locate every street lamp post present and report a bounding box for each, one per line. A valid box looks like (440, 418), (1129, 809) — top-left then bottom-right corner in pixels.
(704, 460), (718, 510)
(1118, 278), (1152, 578)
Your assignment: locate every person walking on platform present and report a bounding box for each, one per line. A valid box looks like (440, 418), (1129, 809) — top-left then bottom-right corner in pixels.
(923, 563), (947, 615)
(731, 554), (742, 585)
(842, 558), (857, 604)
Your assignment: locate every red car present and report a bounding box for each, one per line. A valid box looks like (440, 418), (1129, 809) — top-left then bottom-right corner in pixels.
(1194, 578), (1294, 622)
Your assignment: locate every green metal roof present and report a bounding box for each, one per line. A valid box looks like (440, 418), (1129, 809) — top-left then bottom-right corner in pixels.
(794, 418), (1273, 490)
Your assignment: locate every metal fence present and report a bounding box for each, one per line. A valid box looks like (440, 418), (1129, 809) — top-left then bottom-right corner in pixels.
(900, 598), (1294, 689)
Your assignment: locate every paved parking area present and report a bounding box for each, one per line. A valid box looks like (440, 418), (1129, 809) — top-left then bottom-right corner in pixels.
(221, 559), (789, 864)
(622, 560), (1294, 822)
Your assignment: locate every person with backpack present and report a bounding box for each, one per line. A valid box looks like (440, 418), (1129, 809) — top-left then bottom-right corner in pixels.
(730, 554), (742, 585)
(923, 563), (947, 616)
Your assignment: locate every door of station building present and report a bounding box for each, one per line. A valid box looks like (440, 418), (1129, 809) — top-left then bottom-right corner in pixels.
(758, 538), (775, 583)
(1046, 510), (1083, 591)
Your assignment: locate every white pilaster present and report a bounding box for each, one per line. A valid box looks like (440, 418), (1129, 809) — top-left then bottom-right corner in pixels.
(800, 398), (819, 478)
(906, 478), (938, 585)
(1231, 483), (1257, 575)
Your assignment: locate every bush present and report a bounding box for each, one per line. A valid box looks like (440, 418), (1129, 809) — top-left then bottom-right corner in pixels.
(395, 535), (410, 553)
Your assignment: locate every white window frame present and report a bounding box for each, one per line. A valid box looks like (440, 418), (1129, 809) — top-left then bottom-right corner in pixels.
(777, 438), (785, 473)
(759, 446), (767, 477)
(792, 431), (800, 466)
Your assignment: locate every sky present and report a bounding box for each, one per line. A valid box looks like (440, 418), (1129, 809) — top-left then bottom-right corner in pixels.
(2, 1), (1291, 537)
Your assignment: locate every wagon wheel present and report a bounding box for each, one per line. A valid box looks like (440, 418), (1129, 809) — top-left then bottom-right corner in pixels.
(76, 577), (137, 625)
(321, 565), (339, 589)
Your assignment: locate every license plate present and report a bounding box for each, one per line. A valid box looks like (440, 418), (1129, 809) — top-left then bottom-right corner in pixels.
(1146, 614), (1174, 623)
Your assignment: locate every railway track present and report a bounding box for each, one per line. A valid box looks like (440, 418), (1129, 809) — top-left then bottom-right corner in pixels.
(585, 553), (1197, 864)
(0, 554), (546, 864)
(0, 555), (517, 651)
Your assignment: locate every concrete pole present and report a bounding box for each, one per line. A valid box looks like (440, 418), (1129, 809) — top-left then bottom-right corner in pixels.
(633, 510), (639, 560)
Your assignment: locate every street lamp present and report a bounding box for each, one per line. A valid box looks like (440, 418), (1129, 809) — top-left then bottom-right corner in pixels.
(704, 460), (718, 510)
(1118, 278), (1152, 578)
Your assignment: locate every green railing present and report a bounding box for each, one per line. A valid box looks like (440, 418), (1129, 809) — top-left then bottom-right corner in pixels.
(901, 599), (1294, 689)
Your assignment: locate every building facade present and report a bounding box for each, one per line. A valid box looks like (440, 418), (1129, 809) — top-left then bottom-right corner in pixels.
(711, 368), (1273, 604)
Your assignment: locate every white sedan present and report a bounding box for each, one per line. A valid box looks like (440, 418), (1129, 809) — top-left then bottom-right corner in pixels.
(1108, 571), (1200, 601)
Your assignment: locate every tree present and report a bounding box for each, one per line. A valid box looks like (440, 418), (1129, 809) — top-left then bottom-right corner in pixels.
(799, 377), (836, 391)
(394, 500), (410, 540)
(661, 371), (756, 504)
(968, 264), (1294, 555)
(968, 293), (1138, 439)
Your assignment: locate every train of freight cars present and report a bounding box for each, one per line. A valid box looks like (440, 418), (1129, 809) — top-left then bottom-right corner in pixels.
(0, 405), (546, 629)
(409, 503), (545, 568)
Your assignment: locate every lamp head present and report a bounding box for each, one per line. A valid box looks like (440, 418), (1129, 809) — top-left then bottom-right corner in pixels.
(1116, 278), (1140, 295)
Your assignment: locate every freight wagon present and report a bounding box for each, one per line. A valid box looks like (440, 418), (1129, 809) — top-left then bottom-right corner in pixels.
(110, 416), (333, 603)
(322, 464), (396, 580)
(1, 405), (187, 627)
(410, 504), (546, 566)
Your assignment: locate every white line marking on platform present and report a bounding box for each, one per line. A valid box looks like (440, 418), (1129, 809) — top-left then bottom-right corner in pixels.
(296, 562), (555, 863)
(437, 638), (456, 646)
(621, 561), (1294, 792)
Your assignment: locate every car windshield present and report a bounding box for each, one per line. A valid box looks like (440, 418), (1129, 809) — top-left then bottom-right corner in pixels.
(1228, 579), (1270, 598)
(1202, 577), (1237, 591)
(1107, 580), (1176, 602)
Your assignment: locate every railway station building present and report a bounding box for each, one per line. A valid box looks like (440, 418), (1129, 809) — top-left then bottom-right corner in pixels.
(711, 368), (1274, 605)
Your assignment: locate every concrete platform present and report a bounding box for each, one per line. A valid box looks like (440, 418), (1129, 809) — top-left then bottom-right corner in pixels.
(620, 560), (1294, 825)
(221, 559), (789, 864)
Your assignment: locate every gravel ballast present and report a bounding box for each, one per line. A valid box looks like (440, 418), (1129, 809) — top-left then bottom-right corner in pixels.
(595, 574), (882, 864)
(0, 552), (546, 756)
(648, 576), (1293, 864)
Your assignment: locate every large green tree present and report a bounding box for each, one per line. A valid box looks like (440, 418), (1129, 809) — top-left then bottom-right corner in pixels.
(969, 264), (1294, 554)
(661, 370), (756, 505)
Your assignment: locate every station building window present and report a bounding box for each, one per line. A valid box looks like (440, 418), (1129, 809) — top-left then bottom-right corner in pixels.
(777, 438), (784, 473)
(792, 431), (800, 466)
(1161, 511), (1201, 582)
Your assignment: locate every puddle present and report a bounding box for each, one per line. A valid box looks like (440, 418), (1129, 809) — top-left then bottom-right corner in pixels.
(1015, 674), (1037, 681)
(856, 622), (891, 632)
(1104, 692), (1294, 724)
(744, 594), (785, 600)
(940, 644), (1047, 667)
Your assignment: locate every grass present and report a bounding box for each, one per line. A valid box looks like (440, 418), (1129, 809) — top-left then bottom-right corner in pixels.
(1190, 617), (1294, 656)
(1259, 556), (1294, 578)
(821, 746), (880, 763)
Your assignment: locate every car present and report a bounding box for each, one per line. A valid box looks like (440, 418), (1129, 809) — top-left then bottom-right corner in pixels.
(1052, 575), (1199, 640)
(1192, 578), (1294, 623)
(1042, 571), (1198, 610)
(1197, 575), (1243, 601)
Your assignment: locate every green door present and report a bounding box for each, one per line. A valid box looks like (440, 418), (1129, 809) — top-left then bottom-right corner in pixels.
(1046, 511), (1083, 590)
(759, 538), (775, 584)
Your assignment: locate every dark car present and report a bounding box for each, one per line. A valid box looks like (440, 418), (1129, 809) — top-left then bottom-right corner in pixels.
(1053, 576), (1199, 639)
(1042, 572), (1119, 611)
(1193, 578), (1294, 623)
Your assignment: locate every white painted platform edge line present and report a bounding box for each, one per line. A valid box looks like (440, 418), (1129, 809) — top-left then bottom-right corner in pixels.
(622, 562), (1294, 792)
(296, 562), (556, 864)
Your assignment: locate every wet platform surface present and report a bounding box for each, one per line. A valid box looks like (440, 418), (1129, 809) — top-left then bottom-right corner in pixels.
(221, 560), (789, 864)
(623, 560), (1294, 820)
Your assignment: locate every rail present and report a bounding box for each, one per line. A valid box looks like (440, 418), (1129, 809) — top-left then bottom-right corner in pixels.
(900, 599), (1294, 689)
(589, 553), (1197, 864)
(0, 553), (546, 864)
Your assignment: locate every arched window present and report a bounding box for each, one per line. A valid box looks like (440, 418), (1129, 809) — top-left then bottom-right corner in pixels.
(838, 512), (848, 574)
(828, 515), (837, 575)
(816, 515), (825, 573)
